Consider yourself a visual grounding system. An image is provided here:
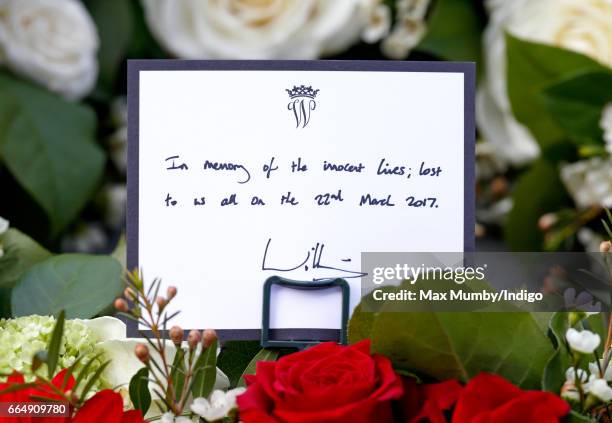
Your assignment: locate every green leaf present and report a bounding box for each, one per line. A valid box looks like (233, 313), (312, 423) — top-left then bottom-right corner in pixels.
(543, 71), (612, 146)
(83, 0), (134, 96)
(11, 254), (123, 318)
(191, 339), (218, 398)
(170, 348), (186, 402)
(564, 411), (597, 422)
(111, 235), (126, 269)
(0, 72), (105, 237)
(350, 307), (553, 389)
(347, 302), (376, 342)
(79, 360), (110, 401)
(217, 341), (264, 388)
(237, 348), (279, 388)
(46, 310), (65, 378)
(417, 0), (483, 65)
(506, 34), (608, 152)
(504, 160), (571, 251)
(129, 367), (151, 415)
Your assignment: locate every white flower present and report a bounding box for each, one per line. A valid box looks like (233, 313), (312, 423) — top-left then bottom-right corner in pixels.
(141, 0), (376, 60)
(589, 378), (612, 402)
(191, 388), (246, 422)
(0, 217), (9, 235)
(362, 4), (391, 44)
(566, 367), (588, 383)
(560, 157), (612, 209)
(601, 103), (612, 154)
(381, 15), (426, 60)
(160, 412), (192, 423)
(478, 0), (612, 166)
(566, 328), (601, 354)
(102, 184), (127, 229)
(0, 0), (99, 100)
(589, 360), (612, 382)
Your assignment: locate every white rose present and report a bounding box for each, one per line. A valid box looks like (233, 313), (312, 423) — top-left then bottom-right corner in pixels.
(560, 157), (612, 209)
(141, 0), (376, 59)
(0, 0), (99, 100)
(478, 0), (612, 166)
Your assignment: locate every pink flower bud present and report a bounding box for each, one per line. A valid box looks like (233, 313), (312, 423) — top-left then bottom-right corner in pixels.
(134, 344), (149, 363)
(124, 287), (136, 301)
(114, 298), (129, 312)
(156, 296), (167, 310)
(170, 325), (183, 346)
(202, 329), (218, 349)
(166, 286), (177, 300)
(538, 213), (557, 231)
(188, 330), (202, 350)
(601, 241), (612, 253)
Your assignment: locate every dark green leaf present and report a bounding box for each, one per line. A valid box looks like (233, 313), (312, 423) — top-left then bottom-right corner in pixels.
(46, 310), (65, 378)
(11, 254), (123, 318)
(543, 71), (612, 146)
(171, 348), (186, 402)
(0, 72), (105, 236)
(73, 353), (104, 394)
(504, 160), (571, 251)
(83, 0), (134, 96)
(417, 0), (483, 65)
(191, 339), (218, 398)
(506, 34), (607, 152)
(217, 341), (264, 388)
(564, 411), (597, 422)
(238, 348), (279, 388)
(350, 306), (553, 389)
(129, 367), (151, 415)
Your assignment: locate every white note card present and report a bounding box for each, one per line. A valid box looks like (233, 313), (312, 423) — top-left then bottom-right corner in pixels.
(128, 61), (475, 338)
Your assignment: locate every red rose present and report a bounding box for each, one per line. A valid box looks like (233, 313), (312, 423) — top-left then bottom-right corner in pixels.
(0, 371), (145, 423)
(452, 373), (570, 423)
(401, 377), (463, 423)
(237, 340), (403, 423)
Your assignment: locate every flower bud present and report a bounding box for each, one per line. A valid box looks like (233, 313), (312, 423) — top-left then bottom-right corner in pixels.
(114, 298), (129, 312)
(134, 343), (149, 363)
(156, 296), (167, 310)
(601, 240), (611, 253)
(538, 213), (557, 231)
(166, 286), (177, 300)
(170, 325), (183, 346)
(124, 287), (136, 301)
(490, 177), (508, 197)
(188, 330), (202, 350)
(202, 329), (218, 349)
(64, 390), (79, 404)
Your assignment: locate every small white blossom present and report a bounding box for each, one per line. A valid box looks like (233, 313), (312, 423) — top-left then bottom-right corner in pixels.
(160, 412), (192, 423)
(560, 157), (612, 209)
(191, 388), (246, 422)
(566, 367), (588, 383)
(0, 217), (9, 235)
(362, 4), (391, 44)
(601, 103), (612, 154)
(589, 360), (612, 381)
(566, 328), (601, 354)
(590, 378), (612, 402)
(381, 16), (426, 59)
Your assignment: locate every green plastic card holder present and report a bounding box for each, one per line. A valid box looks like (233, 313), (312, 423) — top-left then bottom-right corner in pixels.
(261, 276), (350, 350)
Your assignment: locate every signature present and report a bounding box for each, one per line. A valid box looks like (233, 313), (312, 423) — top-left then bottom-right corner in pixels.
(261, 238), (367, 281)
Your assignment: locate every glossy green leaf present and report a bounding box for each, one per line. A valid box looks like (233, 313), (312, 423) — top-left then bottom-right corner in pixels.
(0, 72), (105, 237)
(11, 254), (122, 318)
(217, 341), (264, 388)
(129, 367), (151, 415)
(350, 306), (553, 389)
(506, 34), (607, 152)
(191, 339), (218, 398)
(543, 71), (612, 146)
(238, 348), (279, 388)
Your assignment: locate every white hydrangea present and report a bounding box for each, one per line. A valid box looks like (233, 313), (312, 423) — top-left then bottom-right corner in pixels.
(0, 315), (109, 390)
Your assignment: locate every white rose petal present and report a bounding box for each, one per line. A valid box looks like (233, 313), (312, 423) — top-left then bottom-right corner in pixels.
(560, 157), (612, 209)
(191, 387), (246, 422)
(0, 0), (99, 100)
(566, 328), (601, 354)
(590, 378), (612, 402)
(601, 103), (612, 154)
(79, 316), (127, 342)
(478, 0), (612, 166)
(141, 0), (375, 60)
